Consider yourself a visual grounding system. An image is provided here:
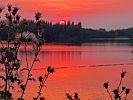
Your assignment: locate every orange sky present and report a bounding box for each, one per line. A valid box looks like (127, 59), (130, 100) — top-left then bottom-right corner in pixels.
(1, 0), (133, 30)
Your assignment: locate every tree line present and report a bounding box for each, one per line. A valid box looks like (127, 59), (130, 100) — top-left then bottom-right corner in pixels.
(0, 20), (133, 43)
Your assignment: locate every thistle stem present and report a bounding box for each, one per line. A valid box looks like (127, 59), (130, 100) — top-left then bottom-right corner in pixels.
(35, 73), (50, 99)
(107, 89), (113, 100)
(118, 78), (122, 90)
(24, 43), (29, 68)
(20, 50), (38, 99)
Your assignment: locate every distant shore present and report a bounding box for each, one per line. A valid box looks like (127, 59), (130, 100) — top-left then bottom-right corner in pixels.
(1, 38), (133, 46)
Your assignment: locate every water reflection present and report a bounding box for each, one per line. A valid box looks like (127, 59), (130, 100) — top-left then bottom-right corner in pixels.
(19, 50), (82, 69)
(40, 51), (81, 67)
(1, 43), (133, 100)
(19, 43), (133, 70)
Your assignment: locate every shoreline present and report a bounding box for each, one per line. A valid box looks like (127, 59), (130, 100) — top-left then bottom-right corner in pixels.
(0, 38), (133, 46)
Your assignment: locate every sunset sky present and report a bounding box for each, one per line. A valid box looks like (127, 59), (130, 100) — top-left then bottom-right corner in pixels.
(1, 0), (133, 30)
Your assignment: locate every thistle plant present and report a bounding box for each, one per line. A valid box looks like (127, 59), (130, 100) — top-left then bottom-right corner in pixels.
(103, 71), (131, 100)
(0, 5), (54, 100)
(66, 92), (80, 100)
(33, 66), (54, 100)
(0, 5), (22, 100)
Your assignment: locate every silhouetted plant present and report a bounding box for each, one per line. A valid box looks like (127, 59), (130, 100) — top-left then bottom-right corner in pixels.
(66, 92), (80, 100)
(0, 4), (54, 100)
(33, 66), (54, 100)
(103, 71), (131, 100)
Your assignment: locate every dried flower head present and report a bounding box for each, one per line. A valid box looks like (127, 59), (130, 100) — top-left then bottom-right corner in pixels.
(113, 89), (120, 99)
(121, 71), (127, 78)
(12, 7), (19, 16)
(38, 76), (43, 82)
(16, 14), (21, 21)
(112, 89), (119, 95)
(125, 88), (131, 95)
(103, 82), (109, 89)
(40, 97), (45, 100)
(8, 4), (12, 12)
(15, 32), (37, 42)
(74, 92), (79, 99)
(66, 93), (72, 100)
(122, 86), (126, 91)
(47, 66), (55, 73)
(35, 12), (42, 21)
(20, 84), (26, 91)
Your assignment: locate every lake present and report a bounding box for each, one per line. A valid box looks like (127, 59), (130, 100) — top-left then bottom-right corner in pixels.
(1, 43), (133, 100)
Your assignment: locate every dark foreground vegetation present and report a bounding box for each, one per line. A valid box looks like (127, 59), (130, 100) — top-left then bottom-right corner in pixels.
(66, 71), (131, 100)
(1, 17), (133, 43)
(0, 5), (54, 100)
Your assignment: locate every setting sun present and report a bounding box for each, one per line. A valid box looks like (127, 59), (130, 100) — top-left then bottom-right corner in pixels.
(59, 20), (66, 25)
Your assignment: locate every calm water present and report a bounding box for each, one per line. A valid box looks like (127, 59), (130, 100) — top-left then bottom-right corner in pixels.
(1, 43), (133, 100)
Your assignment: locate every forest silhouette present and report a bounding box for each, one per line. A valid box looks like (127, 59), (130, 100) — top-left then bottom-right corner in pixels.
(1, 20), (133, 43)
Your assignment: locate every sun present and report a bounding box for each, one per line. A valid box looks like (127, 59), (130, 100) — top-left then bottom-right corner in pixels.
(59, 20), (66, 25)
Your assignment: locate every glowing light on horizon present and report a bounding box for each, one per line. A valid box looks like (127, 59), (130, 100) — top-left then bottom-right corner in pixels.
(1, 0), (133, 29)
(59, 20), (66, 25)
